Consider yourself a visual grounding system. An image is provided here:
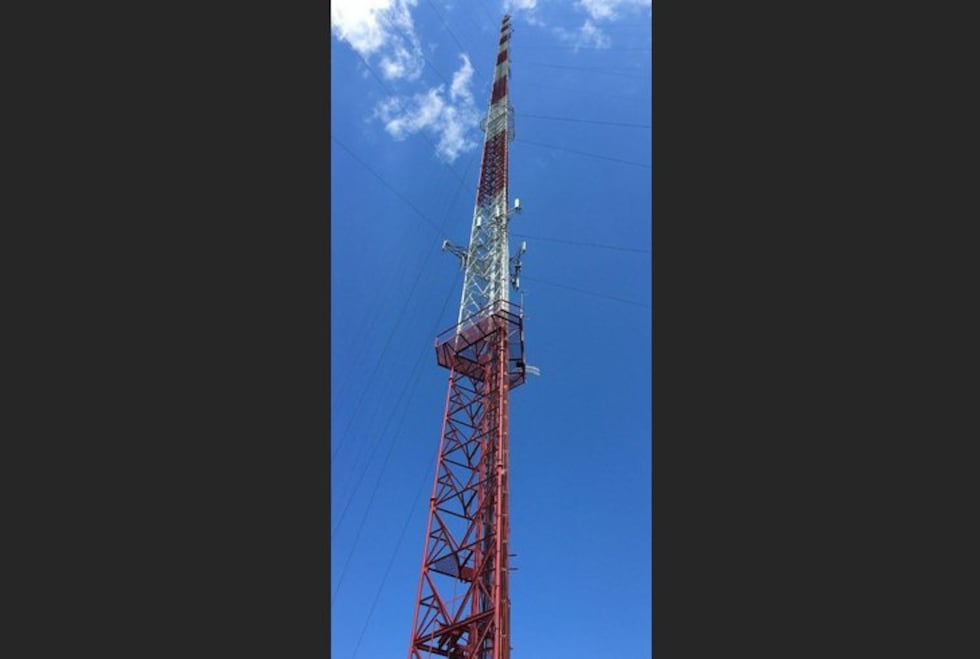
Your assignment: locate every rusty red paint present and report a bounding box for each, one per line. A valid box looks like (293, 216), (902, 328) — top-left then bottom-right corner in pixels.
(476, 131), (508, 210)
(409, 305), (522, 659)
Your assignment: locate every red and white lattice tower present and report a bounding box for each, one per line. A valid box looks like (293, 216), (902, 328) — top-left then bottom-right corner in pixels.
(407, 14), (533, 659)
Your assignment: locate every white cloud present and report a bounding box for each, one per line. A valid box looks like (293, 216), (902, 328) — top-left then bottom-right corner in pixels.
(552, 0), (649, 49)
(580, 20), (611, 47)
(553, 18), (612, 50)
(374, 55), (482, 163)
(576, 0), (651, 22)
(379, 88), (445, 138)
(449, 53), (474, 102)
(554, 19), (611, 50)
(333, 1), (481, 162)
(331, 0), (424, 81)
(379, 43), (421, 80)
(505, 0), (545, 26)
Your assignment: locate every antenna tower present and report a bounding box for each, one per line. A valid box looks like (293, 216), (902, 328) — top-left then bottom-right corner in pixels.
(407, 14), (529, 659)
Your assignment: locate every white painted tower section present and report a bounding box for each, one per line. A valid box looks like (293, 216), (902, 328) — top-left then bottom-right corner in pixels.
(449, 16), (520, 330)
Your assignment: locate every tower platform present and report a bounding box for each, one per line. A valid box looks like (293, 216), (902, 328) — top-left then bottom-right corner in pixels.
(434, 300), (527, 389)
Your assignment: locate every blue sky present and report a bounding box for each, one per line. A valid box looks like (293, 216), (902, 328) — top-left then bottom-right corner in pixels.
(330, 1), (651, 656)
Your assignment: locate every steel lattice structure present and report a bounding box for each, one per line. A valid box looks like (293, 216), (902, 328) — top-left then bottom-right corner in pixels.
(408, 15), (528, 659)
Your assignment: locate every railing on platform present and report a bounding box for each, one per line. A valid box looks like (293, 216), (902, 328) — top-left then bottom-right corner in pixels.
(434, 300), (527, 388)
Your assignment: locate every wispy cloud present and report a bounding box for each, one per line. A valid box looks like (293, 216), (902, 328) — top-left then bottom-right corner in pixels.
(505, 0), (546, 26)
(554, 19), (612, 50)
(374, 55), (481, 163)
(576, 0), (651, 22)
(331, 0), (424, 81)
(552, 0), (650, 49)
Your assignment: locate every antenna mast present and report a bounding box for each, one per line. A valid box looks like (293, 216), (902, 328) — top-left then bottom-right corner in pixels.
(408, 14), (528, 659)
